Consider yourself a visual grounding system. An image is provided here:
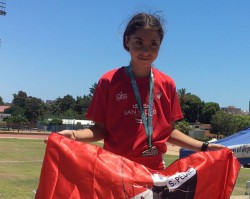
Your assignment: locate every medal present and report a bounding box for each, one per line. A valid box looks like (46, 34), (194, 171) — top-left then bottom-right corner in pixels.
(142, 146), (158, 156)
(128, 65), (156, 156)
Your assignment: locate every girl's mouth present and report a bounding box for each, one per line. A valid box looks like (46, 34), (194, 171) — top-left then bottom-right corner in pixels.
(138, 56), (152, 61)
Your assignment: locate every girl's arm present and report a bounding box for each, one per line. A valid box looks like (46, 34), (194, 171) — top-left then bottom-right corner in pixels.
(72, 122), (105, 142)
(45, 122), (105, 143)
(168, 123), (225, 151)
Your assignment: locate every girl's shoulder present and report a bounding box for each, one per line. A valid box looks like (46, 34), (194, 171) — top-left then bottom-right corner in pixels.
(100, 67), (125, 80)
(152, 67), (176, 85)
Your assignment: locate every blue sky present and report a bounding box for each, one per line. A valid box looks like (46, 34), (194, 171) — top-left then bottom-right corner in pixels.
(0, 1), (249, 111)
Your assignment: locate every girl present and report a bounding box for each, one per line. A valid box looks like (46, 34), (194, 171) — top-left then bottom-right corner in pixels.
(56, 12), (224, 170)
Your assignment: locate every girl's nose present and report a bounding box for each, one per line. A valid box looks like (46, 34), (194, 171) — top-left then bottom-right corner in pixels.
(142, 47), (149, 52)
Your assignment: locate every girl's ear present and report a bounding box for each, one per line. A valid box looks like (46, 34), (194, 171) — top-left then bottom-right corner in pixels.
(125, 36), (129, 47)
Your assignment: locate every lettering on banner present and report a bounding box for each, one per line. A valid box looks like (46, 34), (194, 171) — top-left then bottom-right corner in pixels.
(132, 168), (197, 199)
(151, 168), (196, 192)
(229, 144), (250, 158)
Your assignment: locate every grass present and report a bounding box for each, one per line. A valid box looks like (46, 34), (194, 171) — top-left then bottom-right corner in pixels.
(0, 139), (45, 199)
(0, 138), (249, 198)
(233, 167), (250, 195)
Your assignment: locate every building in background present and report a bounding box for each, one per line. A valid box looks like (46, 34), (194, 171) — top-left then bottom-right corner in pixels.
(221, 106), (248, 115)
(0, 105), (11, 121)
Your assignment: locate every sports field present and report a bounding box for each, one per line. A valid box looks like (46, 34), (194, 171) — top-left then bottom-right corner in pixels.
(0, 137), (249, 199)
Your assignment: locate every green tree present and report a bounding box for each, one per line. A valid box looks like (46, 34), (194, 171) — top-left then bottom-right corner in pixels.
(4, 105), (26, 117)
(12, 115), (29, 125)
(49, 118), (63, 125)
(10, 91), (29, 120)
(210, 111), (236, 137)
(25, 97), (46, 123)
(89, 83), (97, 98)
(74, 95), (91, 119)
(199, 102), (220, 124)
(233, 115), (250, 132)
(63, 109), (81, 119)
(175, 120), (191, 135)
(39, 118), (49, 126)
(12, 91), (28, 107)
(3, 114), (29, 132)
(54, 95), (76, 113)
(0, 96), (4, 105)
(182, 94), (203, 123)
(177, 88), (189, 111)
(10, 91), (46, 123)
(49, 102), (61, 116)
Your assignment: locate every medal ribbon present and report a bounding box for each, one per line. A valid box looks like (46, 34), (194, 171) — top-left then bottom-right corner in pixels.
(128, 65), (154, 148)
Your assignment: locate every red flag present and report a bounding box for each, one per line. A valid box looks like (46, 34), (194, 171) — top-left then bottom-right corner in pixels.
(35, 133), (240, 199)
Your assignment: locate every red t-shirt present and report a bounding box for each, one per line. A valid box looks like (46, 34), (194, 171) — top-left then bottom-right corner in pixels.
(86, 67), (183, 170)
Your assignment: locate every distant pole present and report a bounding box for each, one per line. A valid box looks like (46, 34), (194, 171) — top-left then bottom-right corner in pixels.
(0, 0), (7, 16)
(0, 0), (7, 47)
(249, 101), (250, 115)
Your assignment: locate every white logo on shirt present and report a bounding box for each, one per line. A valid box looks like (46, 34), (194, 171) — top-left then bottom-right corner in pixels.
(116, 92), (127, 101)
(135, 118), (143, 123)
(124, 104), (157, 124)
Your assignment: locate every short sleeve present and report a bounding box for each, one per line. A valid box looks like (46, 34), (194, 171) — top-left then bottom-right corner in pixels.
(85, 78), (109, 123)
(170, 83), (183, 122)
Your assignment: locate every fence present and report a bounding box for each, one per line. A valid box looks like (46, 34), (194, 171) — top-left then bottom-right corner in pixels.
(0, 122), (93, 133)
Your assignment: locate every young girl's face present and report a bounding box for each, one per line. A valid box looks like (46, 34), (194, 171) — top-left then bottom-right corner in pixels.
(125, 27), (161, 69)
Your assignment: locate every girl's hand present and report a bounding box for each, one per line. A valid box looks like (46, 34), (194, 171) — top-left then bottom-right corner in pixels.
(57, 130), (76, 139)
(44, 130), (75, 144)
(207, 143), (226, 151)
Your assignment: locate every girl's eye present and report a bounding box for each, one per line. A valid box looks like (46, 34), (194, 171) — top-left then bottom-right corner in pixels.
(151, 42), (159, 47)
(135, 40), (142, 45)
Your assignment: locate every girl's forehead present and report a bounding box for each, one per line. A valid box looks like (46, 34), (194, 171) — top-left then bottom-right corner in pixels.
(131, 28), (161, 40)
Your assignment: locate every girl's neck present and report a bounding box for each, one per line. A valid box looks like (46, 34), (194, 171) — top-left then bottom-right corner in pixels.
(130, 63), (152, 78)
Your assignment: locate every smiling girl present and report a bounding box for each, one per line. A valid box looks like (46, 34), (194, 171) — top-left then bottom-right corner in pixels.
(54, 12), (225, 170)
